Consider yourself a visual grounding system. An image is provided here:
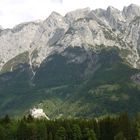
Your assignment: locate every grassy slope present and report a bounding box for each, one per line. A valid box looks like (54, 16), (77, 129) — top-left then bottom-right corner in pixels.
(0, 47), (140, 118)
(52, 49), (140, 118)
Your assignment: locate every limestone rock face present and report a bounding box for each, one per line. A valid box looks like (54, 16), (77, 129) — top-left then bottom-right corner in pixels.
(1, 4), (140, 118)
(30, 12), (69, 68)
(1, 4), (140, 73)
(0, 22), (39, 69)
(123, 4), (140, 20)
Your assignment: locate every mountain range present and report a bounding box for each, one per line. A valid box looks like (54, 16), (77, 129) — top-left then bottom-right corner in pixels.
(1, 4), (140, 118)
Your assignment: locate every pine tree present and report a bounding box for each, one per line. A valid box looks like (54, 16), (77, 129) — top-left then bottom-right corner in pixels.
(134, 113), (140, 140)
(114, 132), (126, 140)
(72, 124), (82, 140)
(92, 119), (100, 140)
(26, 114), (34, 123)
(36, 121), (48, 140)
(3, 114), (10, 124)
(118, 113), (132, 140)
(86, 128), (97, 140)
(55, 126), (66, 140)
(17, 120), (28, 140)
(48, 132), (53, 140)
(0, 125), (6, 140)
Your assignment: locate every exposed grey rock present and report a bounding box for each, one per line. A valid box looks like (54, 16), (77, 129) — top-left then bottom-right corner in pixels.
(131, 73), (140, 83)
(0, 22), (39, 69)
(1, 4), (140, 73)
(30, 11), (69, 68)
(123, 4), (140, 20)
(65, 7), (90, 24)
(0, 25), (3, 30)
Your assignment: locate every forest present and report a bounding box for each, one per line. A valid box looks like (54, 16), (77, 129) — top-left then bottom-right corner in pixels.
(0, 113), (140, 140)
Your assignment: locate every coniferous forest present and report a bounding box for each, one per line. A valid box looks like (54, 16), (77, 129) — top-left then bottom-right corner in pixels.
(1, 113), (140, 140)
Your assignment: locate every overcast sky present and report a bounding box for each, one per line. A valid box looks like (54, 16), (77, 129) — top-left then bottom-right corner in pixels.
(0, 0), (140, 28)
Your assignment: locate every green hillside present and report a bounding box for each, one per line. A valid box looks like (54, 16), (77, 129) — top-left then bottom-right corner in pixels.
(0, 47), (140, 118)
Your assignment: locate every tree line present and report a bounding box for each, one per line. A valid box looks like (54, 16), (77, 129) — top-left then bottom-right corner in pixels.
(1, 113), (140, 140)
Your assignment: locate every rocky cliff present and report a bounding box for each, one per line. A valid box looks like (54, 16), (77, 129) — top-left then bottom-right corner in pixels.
(0, 4), (140, 118)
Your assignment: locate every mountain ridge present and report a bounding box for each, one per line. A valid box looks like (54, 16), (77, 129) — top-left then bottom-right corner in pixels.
(1, 4), (140, 72)
(1, 4), (140, 118)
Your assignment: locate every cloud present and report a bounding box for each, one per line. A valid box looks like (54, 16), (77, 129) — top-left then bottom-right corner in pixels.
(7, 0), (28, 5)
(51, 0), (63, 4)
(0, 10), (3, 16)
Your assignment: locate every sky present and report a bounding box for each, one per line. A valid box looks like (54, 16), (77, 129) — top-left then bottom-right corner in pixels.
(0, 0), (140, 28)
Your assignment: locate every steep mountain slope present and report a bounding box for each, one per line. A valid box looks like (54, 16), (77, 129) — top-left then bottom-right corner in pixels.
(0, 4), (140, 118)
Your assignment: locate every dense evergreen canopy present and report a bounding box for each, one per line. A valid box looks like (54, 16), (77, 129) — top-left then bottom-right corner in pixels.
(0, 113), (140, 140)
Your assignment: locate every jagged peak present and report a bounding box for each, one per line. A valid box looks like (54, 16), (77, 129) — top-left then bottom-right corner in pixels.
(123, 4), (140, 12)
(65, 7), (90, 23)
(44, 11), (64, 24)
(101, 5), (125, 27)
(94, 9), (107, 23)
(0, 25), (4, 30)
(51, 11), (62, 16)
(107, 6), (120, 12)
(106, 6), (122, 17)
(41, 11), (66, 30)
(65, 7), (90, 15)
(127, 3), (140, 8)
(48, 11), (63, 19)
(12, 21), (40, 33)
(94, 8), (106, 15)
(123, 4), (140, 19)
